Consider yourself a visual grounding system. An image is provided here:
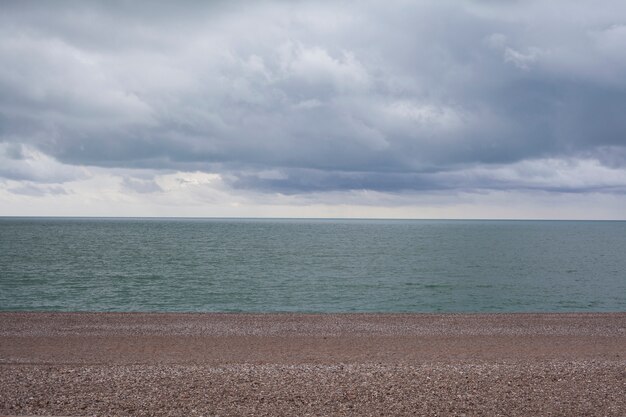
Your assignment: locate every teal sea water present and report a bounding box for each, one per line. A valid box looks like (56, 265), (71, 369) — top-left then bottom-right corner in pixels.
(0, 218), (625, 312)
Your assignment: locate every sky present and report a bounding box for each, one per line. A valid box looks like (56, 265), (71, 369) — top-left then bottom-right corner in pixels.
(1, 0), (626, 219)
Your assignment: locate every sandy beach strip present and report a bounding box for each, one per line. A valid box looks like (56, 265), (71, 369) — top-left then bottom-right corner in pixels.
(1, 312), (625, 416)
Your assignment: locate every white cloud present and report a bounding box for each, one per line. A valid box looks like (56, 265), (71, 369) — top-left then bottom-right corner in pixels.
(280, 43), (371, 93)
(504, 47), (544, 70)
(384, 101), (466, 131)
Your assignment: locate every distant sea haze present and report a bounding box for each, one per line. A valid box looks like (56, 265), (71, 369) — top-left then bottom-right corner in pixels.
(0, 218), (625, 313)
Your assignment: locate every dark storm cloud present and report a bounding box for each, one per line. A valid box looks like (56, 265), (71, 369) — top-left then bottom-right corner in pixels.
(1, 0), (626, 193)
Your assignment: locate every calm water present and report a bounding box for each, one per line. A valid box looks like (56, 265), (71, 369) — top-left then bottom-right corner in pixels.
(0, 218), (625, 312)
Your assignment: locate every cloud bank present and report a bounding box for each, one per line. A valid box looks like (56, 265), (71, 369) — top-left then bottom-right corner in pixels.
(1, 0), (626, 218)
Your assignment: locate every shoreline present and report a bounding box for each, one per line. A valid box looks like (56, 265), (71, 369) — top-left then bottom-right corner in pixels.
(1, 312), (625, 415)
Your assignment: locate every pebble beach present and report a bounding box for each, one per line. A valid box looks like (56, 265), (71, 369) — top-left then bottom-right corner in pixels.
(1, 312), (625, 416)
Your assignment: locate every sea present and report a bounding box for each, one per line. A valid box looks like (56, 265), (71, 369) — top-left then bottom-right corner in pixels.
(0, 217), (624, 313)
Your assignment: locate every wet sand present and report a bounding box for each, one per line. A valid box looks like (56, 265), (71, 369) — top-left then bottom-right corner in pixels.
(1, 312), (625, 416)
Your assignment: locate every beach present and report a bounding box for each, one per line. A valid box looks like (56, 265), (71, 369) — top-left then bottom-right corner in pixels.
(1, 312), (625, 416)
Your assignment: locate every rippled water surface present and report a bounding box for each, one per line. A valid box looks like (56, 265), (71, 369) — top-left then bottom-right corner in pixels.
(1, 218), (625, 312)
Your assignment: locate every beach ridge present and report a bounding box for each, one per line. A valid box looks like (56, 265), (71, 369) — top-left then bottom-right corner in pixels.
(1, 312), (625, 416)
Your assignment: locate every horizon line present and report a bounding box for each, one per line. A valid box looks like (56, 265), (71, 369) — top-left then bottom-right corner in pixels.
(1, 215), (625, 222)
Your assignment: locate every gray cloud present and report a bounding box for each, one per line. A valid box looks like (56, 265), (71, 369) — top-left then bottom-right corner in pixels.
(8, 183), (68, 197)
(122, 176), (163, 194)
(1, 0), (626, 195)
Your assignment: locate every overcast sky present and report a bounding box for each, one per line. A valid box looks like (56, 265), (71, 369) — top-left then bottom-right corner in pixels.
(1, 0), (626, 218)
